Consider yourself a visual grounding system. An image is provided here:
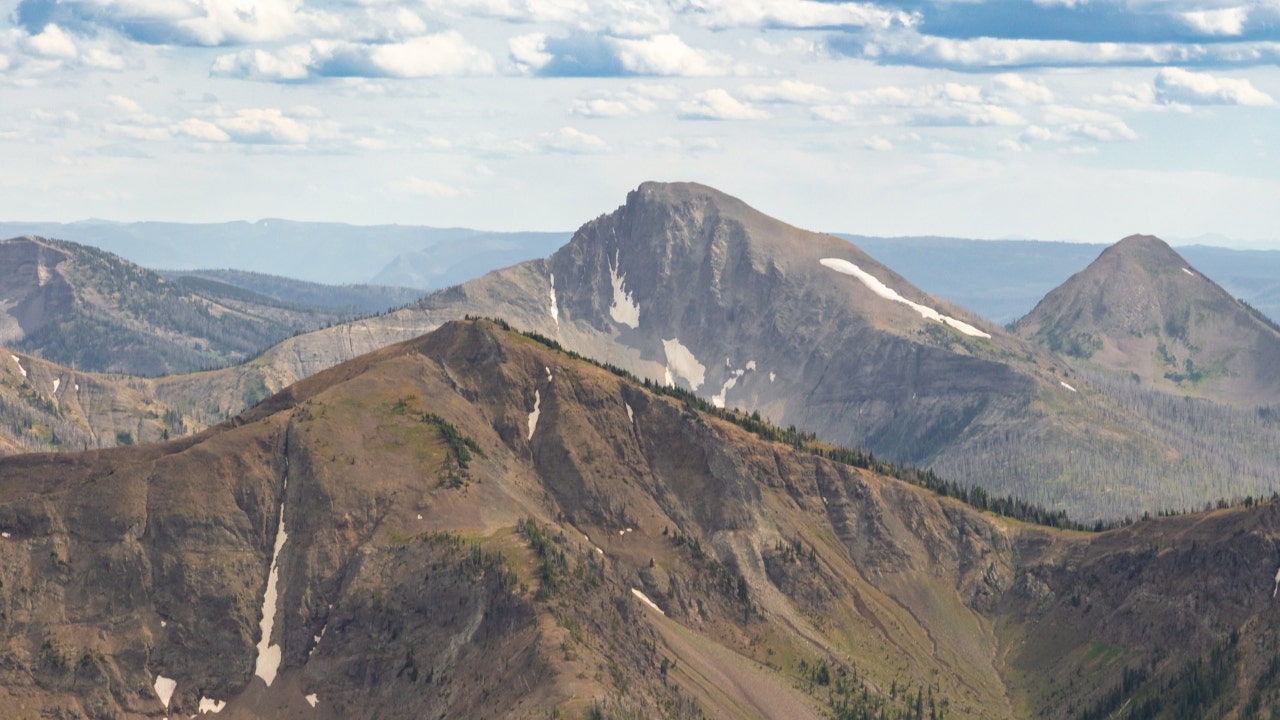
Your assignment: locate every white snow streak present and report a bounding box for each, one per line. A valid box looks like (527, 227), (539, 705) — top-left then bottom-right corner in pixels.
(1060, 381), (1078, 393)
(631, 588), (665, 615)
(1272, 566), (1280, 598)
(712, 376), (738, 409)
(769, 371), (776, 383)
(746, 360), (756, 371)
(548, 273), (560, 326)
(52, 378), (60, 393)
(10, 354), (25, 378)
(1, 532), (9, 538)
(1182, 268), (1195, 277)
(305, 693), (319, 708)
(625, 402), (634, 423)
(254, 489), (289, 687)
(154, 675), (177, 708)
(663, 367), (674, 386)
(820, 258), (991, 338)
(198, 697), (226, 714)
(608, 250), (640, 328)
(662, 337), (705, 390)
(527, 390), (541, 440)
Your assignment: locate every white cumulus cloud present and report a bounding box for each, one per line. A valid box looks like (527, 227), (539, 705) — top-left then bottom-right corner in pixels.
(681, 0), (916, 30)
(678, 88), (770, 119)
(212, 31), (495, 81)
(1154, 67), (1275, 106)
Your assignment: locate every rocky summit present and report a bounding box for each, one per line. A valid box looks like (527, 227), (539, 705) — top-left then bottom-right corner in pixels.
(2, 319), (1280, 719)
(1016, 233), (1280, 407)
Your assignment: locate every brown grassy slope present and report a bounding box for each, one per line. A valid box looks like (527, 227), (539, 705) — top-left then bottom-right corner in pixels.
(4, 321), (1280, 719)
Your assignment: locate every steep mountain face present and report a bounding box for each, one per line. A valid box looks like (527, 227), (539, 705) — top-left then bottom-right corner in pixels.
(2, 320), (1279, 719)
(0, 237), (358, 375)
(1016, 234), (1280, 406)
(0, 348), (195, 455)
(144, 183), (1280, 521)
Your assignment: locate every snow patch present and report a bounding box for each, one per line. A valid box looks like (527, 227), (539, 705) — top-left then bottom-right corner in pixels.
(625, 402), (634, 423)
(746, 360), (756, 371)
(711, 375), (739, 409)
(1060, 381), (1078, 393)
(160, 620), (167, 628)
(820, 258), (991, 338)
(662, 338), (705, 390)
(154, 675), (177, 708)
(254, 487), (289, 687)
(1, 532), (9, 538)
(305, 693), (318, 708)
(52, 378), (60, 393)
(1182, 267), (1195, 277)
(545, 366), (552, 381)
(608, 250), (640, 328)
(527, 390), (541, 440)
(769, 371), (776, 383)
(631, 588), (665, 615)
(548, 273), (560, 326)
(1273, 566), (1280, 598)
(198, 697), (226, 714)
(663, 367), (673, 386)
(10, 354), (25, 378)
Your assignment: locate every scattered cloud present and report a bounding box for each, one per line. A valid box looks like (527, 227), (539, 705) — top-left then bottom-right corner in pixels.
(212, 32), (495, 81)
(739, 80), (832, 104)
(865, 135), (893, 151)
(509, 31), (726, 76)
(677, 88), (770, 120)
(541, 126), (609, 153)
(14, 0), (340, 46)
(570, 90), (658, 117)
(680, 0), (917, 30)
(1154, 67), (1275, 106)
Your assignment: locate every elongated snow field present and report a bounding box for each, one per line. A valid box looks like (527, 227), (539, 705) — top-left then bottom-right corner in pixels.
(820, 258), (990, 338)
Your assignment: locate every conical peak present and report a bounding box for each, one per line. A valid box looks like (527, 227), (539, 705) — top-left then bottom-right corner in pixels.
(1102, 234), (1187, 270)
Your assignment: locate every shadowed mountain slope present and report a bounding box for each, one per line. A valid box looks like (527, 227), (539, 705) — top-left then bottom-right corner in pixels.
(0, 236), (364, 376)
(1016, 234), (1280, 407)
(3, 320), (1280, 718)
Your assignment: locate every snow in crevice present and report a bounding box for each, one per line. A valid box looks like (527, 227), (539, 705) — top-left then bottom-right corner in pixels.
(10, 354), (25, 378)
(545, 366), (552, 381)
(631, 588), (664, 615)
(52, 378), (60, 393)
(305, 693), (318, 708)
(663, 367), (673, 386)
(1272, 566), (1280, 598)
(198, 697), (226, 714)
(608, 250), (640, 328)
(662, 338), (705, 391)
(1, 532), (10, 538)
(746, 360), (756, 371)
(711, 376), (738, 409)
(1182, 268), (1195, 277)
(769, 371), (776, 383)
(625, 402), (634, 423)
(548, 273), (560, 326)
(527, 390), (540, 440)
(254, 483), (289, 687)
(1060, 381), (1078, 393)
(154, 675), (177, 708)
(820, 258), (991, 338)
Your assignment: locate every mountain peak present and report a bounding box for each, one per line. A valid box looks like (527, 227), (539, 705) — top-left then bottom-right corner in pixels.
(1018, 233), (1280, 405)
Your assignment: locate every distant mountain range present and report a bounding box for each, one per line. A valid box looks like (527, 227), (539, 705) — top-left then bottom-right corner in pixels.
(0, 220), (570, 289)
(0, 236), (368, 376)
(3, 318), (1279, 719)
(4, 185), (1279, 523)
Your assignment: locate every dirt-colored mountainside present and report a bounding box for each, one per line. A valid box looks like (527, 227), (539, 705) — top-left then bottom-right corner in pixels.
(144, 183), (1280, 521)
(0, 236), (356, 376)
(0, 347), (195, 455)
(2, 319), (1279, 719)
(1017, 234), (1280, 406)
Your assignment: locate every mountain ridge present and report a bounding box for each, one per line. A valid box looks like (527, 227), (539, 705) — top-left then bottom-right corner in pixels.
(4, 319), (1280, 718)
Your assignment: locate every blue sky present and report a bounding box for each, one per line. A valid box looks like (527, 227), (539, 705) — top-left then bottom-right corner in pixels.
(1, 0), (1278, 247)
